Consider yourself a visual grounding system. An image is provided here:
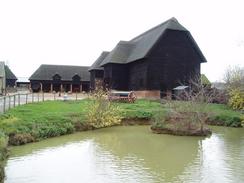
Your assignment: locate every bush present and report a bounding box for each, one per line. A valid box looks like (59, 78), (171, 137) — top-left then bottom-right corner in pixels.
(151, 112), (167, 128)
(228, 89), (244, 110)
(87, 89), (122, 128)
(210, 89), (229, 104)
(9, 133), (35, 145)
(208, 115), (242, 127)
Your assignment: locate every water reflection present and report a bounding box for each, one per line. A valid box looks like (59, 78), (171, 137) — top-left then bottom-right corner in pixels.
(4, 126), (244, 183)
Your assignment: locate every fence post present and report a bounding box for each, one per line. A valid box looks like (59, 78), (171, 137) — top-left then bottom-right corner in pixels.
(18, 94), (20, 106)
(3, 97), (6, 113)
(13, 95), (16, 107)
(9, 96), (11, 110)
(54, 93), (56, 100)
(32, 93), (34, 103)
(26, 94), (28, 104)
(42, 92), (44, 102)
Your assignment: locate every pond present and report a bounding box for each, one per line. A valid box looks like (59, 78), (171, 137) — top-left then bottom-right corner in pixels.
(4, 126), (244, 183)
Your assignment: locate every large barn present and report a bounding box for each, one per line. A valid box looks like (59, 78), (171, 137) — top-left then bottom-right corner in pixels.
(29, 64), (90, 92)
(5, 65), (17, 87)
(89, 17), (207, 98)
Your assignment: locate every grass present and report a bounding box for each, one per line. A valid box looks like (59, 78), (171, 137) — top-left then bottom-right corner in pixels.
(203, 103), (243, 127)
(0, 99), (166, 145)
(0, 130), (8, 182)
(0, 99), (242, 145)
(162, 100), (243, 127)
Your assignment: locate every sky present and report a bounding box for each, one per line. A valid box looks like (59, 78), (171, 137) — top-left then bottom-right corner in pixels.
(0, 0), (243, 82)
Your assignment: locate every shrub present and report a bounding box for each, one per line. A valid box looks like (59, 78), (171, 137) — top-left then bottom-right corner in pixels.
(228, 89), (244, 110)
(87, 89), (122, 128)
(208, 115), (242, 127)
(9, 133), (35, 145)
(210, 88), (229, 104)
(151, 112), (167, 128)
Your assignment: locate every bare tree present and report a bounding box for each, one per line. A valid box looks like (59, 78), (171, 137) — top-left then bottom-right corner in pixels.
(223, 65), (244, 90)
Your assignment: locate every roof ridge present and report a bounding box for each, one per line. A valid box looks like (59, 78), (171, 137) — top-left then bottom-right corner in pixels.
(41, 64), (90, 68)
(130, 17), (177, 42)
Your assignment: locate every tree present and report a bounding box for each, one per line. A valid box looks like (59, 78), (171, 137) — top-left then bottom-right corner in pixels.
(223, 65), (244, 90)
(201, 74), (211, 86)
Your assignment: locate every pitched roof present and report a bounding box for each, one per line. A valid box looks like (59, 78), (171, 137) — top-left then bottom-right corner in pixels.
(88, 51), (109, 71)
(5, 65), (17, 80)
(0, 62), (5, 77)
(101, 41), (135, 65)
(99, 17), (206, 66)
(29, 64), (90, 81)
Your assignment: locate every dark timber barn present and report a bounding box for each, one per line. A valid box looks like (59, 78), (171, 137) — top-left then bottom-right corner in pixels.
(89, 17), (207, 98)
(5, 65), (17, 87)
(29, 64), (90, 92)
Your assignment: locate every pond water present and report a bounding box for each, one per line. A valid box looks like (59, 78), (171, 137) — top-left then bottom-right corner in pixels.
(4, 126), (244, 183)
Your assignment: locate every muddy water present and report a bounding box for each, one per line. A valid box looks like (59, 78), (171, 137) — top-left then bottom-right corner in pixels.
(4, 126), (244, 183)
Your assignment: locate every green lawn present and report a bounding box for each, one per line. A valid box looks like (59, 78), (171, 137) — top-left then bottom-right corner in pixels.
(0, 99), (242, 145)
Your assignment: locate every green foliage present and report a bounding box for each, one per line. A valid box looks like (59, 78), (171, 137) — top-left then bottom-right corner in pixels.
(0, 100), (87, 145)
(201, 74), (211, 86)
(151, 112), (167, 128)
(228, 89), (244, 110)
(87, 89), (122, 128)
(0, 130), (8, 182)
(119, 99), (165, 119)
(223, 65), (244, 110)
(209, 115), (242, 127)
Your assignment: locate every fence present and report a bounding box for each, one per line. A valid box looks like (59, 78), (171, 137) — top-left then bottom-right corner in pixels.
(0, 92), (87, 114)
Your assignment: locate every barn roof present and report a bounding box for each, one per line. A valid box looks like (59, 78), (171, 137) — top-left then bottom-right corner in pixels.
(101, 41), (135, 65)
(99, 17), (206, 66)
(5, 65), (17, 80)
(88, 51), (110, 71)
(29, 64), (90, 81)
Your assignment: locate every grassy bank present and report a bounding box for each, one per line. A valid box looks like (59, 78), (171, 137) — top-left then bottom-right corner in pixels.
(0, 131), (8, 182)
(0, 99), (165, 145)
(0, 99), (242, 181)
(165, 100), (243, 127)
(0, 99), (242, 146)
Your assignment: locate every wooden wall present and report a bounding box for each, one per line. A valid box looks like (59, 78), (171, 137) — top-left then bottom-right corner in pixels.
(104, 64), (128, 90)
(128, 59), (148, 90)
(90, 70), (104, 90)
(147, 29), (202, 91)
(6, 79), (17, 87)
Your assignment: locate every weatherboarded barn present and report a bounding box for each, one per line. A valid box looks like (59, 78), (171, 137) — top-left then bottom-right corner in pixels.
(89, 51), (109, 89)
(5, 65), (17, 87)
(29, 64), (90, 92)
(89, 17), (206, 98)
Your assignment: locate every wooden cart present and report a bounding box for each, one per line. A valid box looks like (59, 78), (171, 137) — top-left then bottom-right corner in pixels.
(108, 91), (137, 103)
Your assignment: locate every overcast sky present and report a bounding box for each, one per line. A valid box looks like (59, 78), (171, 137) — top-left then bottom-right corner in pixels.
(0, 0), (243, 82)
